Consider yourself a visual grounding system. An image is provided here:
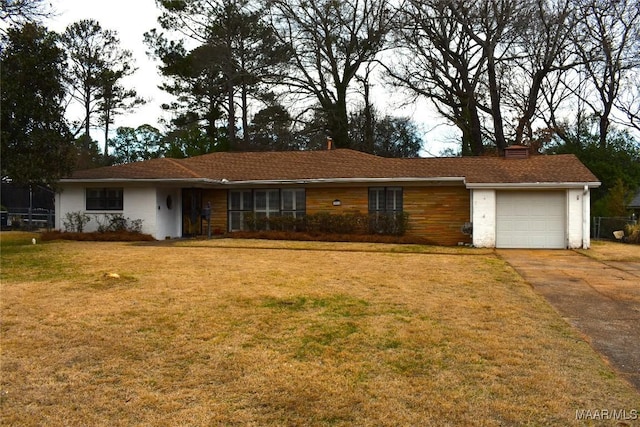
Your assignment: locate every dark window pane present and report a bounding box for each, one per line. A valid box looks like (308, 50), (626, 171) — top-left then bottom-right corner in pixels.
(86, 187), (123, 211)
(282, 190), (293, 210)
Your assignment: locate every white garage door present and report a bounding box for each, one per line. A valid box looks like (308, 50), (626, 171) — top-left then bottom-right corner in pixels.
(496, 191), (566, 249)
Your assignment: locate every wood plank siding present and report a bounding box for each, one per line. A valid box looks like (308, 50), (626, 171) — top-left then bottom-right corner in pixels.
(404, 186), (471, 246)
(307, 185), (471, 245)
(306, 187), (368, 213)
(202, 189), (227, 234)
(200, 185), (471, 246)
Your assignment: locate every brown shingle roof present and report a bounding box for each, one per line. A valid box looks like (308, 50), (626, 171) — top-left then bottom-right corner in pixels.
(70, 158), (201, 180)
(390, 155), (600, 184)
(65, 149), (599, 185)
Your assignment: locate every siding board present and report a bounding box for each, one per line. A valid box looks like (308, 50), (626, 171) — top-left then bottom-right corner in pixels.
(198, 185), (471, 246)
(202, 189), (227, 233)
(404, 186), (471, 246)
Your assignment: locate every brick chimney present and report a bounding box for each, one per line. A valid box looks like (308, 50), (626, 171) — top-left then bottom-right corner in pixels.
(504, 145), (529, 159)
(327, 137), (333, 150)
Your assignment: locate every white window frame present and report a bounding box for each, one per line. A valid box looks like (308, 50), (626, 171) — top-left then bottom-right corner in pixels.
(228, 190), (253, 231)
(369, 187), (403, 214)
(281, 188), (306, 218)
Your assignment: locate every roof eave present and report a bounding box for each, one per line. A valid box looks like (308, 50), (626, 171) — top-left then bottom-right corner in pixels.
(59, 177), (467, 186)
(222, 177), (467, 186)
(59, 178), (222, 185)
(466, 181), (602, 189)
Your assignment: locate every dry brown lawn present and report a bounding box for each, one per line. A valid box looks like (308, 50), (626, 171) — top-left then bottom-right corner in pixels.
(576, 240), (640, 262)
(1, 232), (639, 426)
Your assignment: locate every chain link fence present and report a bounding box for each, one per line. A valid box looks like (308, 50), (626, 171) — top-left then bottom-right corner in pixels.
(1, 208), (55, 231)
(592, 217), (637, 241)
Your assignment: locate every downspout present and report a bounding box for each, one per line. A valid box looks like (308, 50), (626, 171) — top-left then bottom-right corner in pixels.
(469, 190), (474, 246)
(582, 185), (589, 249)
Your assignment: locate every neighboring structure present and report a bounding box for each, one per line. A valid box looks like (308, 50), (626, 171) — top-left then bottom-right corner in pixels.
(1, 182), (55, 212)
(56, 147), (600, 248)
(1, 182), (56, 229)
(629, 190), (640, 219)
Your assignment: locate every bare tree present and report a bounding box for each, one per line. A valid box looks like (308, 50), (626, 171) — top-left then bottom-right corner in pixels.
(0, 0), (50, 30)
(266, 0), (393, 148)
(616, 71), (640, 132)
(571, 0), (640, 147)
(386, 0), (486, 155)
(452, 0), (523, 152)
(389, 0), (582, 154)
(354, 63), (377, 154)
(507, 0), (577, 145)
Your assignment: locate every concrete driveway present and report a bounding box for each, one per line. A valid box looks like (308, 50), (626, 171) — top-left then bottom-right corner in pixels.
(498, 249), (640, 392)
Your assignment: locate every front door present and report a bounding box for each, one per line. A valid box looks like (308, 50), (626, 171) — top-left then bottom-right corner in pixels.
(182, 188), (202, 236)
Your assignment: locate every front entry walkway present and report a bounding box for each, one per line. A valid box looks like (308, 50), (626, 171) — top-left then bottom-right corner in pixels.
(498, 249), (640, 392)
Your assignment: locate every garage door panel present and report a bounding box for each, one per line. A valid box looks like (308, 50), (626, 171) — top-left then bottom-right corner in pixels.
(496, 191), (566, 249)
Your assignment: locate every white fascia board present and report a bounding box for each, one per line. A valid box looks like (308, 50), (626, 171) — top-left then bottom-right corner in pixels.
(60, 176), (467, 188)
(465, 181), (601, 189)
(222, 177), (467, 186)
(59, 178), (222, 185)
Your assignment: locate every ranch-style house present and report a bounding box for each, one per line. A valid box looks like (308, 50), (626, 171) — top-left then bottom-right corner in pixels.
(56, 146), (600, 249)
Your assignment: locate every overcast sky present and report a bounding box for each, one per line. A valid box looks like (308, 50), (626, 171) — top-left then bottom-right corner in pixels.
(44, 0), (455, 156)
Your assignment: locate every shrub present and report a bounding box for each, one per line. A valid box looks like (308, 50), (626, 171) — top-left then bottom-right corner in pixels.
(63, 211), (91, 232)
(95, 214), (143, 233)
(229, 230), (437, 245)
(369, 212), (409, 236)
(262, 215), (305, 232)
(309, 212), (367, 234)
(41, 230), (155, 242)
(243, 211), (407, 236)
(625, 223), (640, 244)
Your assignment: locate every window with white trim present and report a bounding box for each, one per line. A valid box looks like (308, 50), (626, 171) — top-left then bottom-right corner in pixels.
(86, 188), (123, 210)
(281, 189), (306, 218)
(369, 187), (403, 233)
(369, 187), (403, 214)
(228, 190), (252, 231)
(254, 189), (280, 226)
(227, 188), (306, 231)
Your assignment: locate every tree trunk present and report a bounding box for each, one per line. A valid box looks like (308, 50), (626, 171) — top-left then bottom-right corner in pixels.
(84, 82), (91, 140)
(462, 99), (484, 156)
(104, 113), (110, 157)
(241, 82), (249, 150)
(227, 79), (236, 150)
(514, 71), (546, 146)
(103, 94), (112, 158)
(486, 51), (507, 153)
(599, 113), (610, 148)
(363, 79), (375, 154)
(458, 94), (484, 156)
(326, 97), (350, 149)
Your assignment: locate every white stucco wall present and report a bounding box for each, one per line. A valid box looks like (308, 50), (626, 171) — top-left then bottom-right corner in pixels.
(125, 187), (157, 235)
(56, 184), (163, 238)
(566, 188), (591, 249)
(566, 188), (582, 249)
(55, 184), (86, 230)
(470, 187), (592, 249)
(155, 188), (182, 239)
(471, 189), (496, 248)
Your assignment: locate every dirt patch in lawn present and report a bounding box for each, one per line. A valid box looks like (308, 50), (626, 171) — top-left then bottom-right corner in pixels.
(1, 233), (638, 426)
